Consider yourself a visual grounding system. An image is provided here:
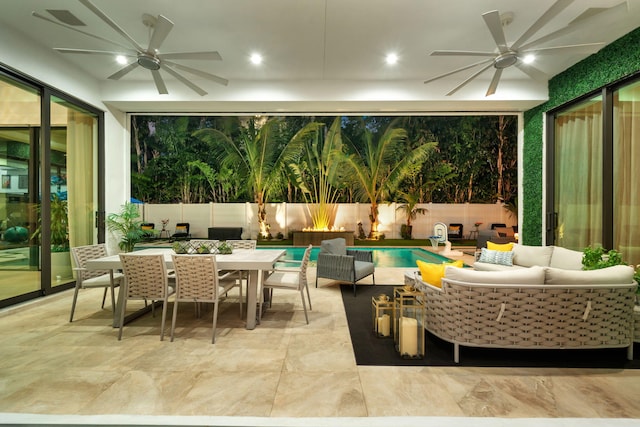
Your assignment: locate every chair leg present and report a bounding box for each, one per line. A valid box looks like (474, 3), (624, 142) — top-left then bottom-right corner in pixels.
(300, 288), (309, 324)
(118, 298), (127, 340)
(170, 299), (179, 342)
(69, 284), (81, 322)
(315, 276), (318, 288)
(101, 288), (108, 309)
(109, 283), (117, 314)
(160, 299), (169, 341)
(353, 281), (357, 297)
(238, 274), (244, 319)
(305, 283), (312, 311)
(212, 298), (220, 344)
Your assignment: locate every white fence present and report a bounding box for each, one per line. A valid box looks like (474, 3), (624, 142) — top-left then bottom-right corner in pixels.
(140, 202), (516, 241)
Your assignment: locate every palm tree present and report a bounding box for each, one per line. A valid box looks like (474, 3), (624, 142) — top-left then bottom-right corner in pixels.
(194, 118), (315, 238)
(287, 117), (344, 230)
(395, 191), (428, 239)
(342, 121), (437, 238)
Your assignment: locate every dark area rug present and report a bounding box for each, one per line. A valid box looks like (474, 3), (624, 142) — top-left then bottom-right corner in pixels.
(342, 284), (640, 368)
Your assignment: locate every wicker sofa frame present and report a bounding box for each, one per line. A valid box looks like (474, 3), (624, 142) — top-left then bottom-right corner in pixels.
(410, 275), (637, 363)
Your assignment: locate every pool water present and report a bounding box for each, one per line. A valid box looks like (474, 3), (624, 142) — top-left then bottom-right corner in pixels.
(258, 246), (452, 268)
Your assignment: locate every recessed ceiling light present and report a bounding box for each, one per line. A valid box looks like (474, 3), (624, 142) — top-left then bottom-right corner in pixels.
(385, 53), (398, 65)
(116, 55), (127, 65)
(522, 54), (535, 64)
(250, 53), (262, 65)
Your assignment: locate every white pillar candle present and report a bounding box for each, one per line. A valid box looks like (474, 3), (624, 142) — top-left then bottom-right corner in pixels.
(399, 316), (418, 356)
(377, 314), (391, 337)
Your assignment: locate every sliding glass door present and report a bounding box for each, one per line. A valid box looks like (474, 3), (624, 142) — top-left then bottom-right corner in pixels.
(549, 76), (640, 267)
(0, 69), (102, 307)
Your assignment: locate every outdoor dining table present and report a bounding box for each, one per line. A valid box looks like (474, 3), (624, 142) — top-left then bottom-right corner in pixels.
(85, 247), (286, 330)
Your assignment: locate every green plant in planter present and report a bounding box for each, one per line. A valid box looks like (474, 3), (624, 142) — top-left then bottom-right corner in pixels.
(217, 241), (233, 254)
(172, 241), (190, 254)
(31, 193), (69, 252)
(196, 243), (210, 254)
(582, 246), (625, 270)
(106, 202), (145, 252)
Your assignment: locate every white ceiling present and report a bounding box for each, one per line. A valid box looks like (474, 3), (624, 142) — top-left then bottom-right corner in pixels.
(1, 0), (639, 113)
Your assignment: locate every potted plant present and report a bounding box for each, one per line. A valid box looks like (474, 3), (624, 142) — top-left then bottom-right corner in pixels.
(31, 193), (71, 281)
(217, 241), (233, 254)
(106, 202), (145, 252)
(395, 192), (427, 240)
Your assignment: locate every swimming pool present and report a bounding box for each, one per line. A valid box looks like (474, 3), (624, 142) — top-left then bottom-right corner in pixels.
(258, 246), (453, 268)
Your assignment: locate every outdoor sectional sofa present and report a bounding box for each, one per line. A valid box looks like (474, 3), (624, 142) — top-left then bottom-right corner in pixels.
(408, 244), (637, 363)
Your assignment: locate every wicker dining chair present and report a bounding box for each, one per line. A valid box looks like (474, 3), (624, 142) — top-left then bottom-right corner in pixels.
(170, 254), (238, 343)
(118, 253), (175, 341)
(70, 244), (123, 322)
(261, 244), (312, 324)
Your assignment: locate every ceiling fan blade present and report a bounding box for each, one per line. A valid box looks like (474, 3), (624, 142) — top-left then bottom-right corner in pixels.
(524, 43), (605, 56)
(163, 61), (229, 86)
(32, 11), (130, 51)
(511, 0), (574, 50)
(79, 0), (144, 53)
(151, 70), (168, 94)
(482, 10), (509, 53)
(147, 15), (174, 53)
(446, 62), (495, 96)
(486, 68), (503, 96)
(162, 66), (208, 96)
(54, 48), (133, 56)
(424, 58), (493, 84)
(108, 62), (139, 80)
(431, 50), (496, 57)
(514, 62), (548, 82)
(517, 2), (625, 52)
(159, 51), (222, 61)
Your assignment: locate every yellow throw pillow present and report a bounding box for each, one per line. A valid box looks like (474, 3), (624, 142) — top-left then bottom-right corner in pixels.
(487, 241), (514, 252)
(416, 259), (464, 287)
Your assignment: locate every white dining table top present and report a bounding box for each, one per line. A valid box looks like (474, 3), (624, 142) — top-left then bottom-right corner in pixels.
(85, 247), (286, 271)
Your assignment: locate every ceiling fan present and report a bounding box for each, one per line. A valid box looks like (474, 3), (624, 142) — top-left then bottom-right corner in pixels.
(424, 0), (610, 97)
(32, 0), (228, 96)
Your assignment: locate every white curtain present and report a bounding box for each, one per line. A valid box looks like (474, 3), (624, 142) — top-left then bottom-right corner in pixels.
(554, 99), (603, 250)
(614, 81), (640, 266)
(66, 110), (95, 248)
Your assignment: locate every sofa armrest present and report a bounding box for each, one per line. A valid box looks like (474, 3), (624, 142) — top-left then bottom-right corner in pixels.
(347, 249), (373, 263)
(317, 253), (355, 282)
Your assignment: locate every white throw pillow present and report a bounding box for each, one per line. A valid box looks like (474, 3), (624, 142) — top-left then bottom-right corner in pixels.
(512, 244), (554, 267)
(544, 265), (635, 285)
(548, 246), (584, 270)
(445, 265), (545, 284)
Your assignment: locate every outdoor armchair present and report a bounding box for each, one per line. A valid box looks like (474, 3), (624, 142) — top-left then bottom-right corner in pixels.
(315, 237), (374, 297)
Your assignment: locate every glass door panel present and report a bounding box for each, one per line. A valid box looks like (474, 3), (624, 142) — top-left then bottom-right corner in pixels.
(613, 80), (640, 267)
(50, 97), (98, 288)
(0, 75), (41, 301)
(553, 95), (603, 250)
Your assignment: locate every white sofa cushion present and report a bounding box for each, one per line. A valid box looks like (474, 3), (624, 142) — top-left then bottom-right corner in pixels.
(473, 261), (524, 271)
(445, 265), (546, 284)
(544, 265), (635, 285)
(548, 246), (584, 270)
(512, 244), (554, 267)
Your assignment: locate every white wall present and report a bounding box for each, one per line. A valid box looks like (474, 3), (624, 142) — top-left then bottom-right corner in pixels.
(143, 202), (516, 241)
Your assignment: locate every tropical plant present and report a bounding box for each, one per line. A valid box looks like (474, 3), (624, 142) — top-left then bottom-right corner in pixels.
(31, 193), (69, 252)
(288, 117), (344, 230)
(395, 191), (427, 239)
(582, 246), (625, 270)
(106, 202), (145, 252)
(341, 120), (437, 238)
(194, 117), (315, 238)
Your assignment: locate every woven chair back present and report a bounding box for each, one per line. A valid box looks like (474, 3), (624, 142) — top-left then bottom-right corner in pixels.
(228, 240), (257, 250)
(171, 254), (220, 302)
(71, 244), (110, 281)
(119, 254), (169, 300)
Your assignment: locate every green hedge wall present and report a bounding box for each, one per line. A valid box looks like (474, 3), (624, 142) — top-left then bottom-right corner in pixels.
(522, 26), (640, 245)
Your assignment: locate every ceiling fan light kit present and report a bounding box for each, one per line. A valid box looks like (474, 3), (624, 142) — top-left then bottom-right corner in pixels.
(424, 0), (606, 97)
(33, 0), (228, 96)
